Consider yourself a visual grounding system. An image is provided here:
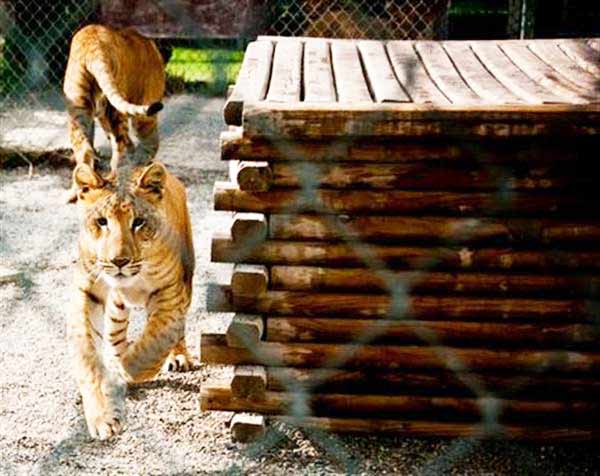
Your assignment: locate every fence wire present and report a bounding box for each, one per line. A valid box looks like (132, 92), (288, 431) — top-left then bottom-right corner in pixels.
(0, 0), (599, 475)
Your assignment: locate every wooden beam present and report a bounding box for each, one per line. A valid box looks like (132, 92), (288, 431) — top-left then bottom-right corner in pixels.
(266, 367), (600, 400)
(201, 384), (600, 423)
(268, 215), (600, 245)
(274, 416), (598, 441)
(206, 282), (234, 312)
(226, 314), (264, 348)
(265, 318), (599, 347)
(219, 128), (597, 163)
(269, 266), (600, 297)
(200, 333), (600, 374)
(241, 103), (600, 140)
(211, 236), (600, 271)
(208, 286), (595, 322)
(267, 161), (592, 191)
(231, 366), (267, 400)
(213, 181), (592, 216)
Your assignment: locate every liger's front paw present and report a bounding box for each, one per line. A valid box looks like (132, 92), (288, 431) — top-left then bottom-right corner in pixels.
(86, 410), (124, 440)
(165, 351), (192, 372)
(82, 383), (126, 440)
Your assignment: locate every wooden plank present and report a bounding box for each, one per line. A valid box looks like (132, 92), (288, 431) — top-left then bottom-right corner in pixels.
(265, 318), (599, 347)
(387, 41), (449, 104)
(443, 42), (523, 104)
(269, 266), (600, 298)
(500, 42), (591, 103)
(266, 40), (303, 103)
(213, 181), (594, 217)
(267, 367), (600, 400)
(269, 161), (592, 191)
(330, 41), (372, 102)
(211, 236), (600, 271)
(275, 416), (598, 441)
(219, 288), (595, 322)
(414, 41), (485, 105)
(357, 41), (410, 103)
(0, 267), (22, 285)
(224, 41), (273, 125)
(557, 39), (600, 76)
(220, 128), (599, 163)
(528, 40), (600, 94)
(241, 103), (600, 139)
(470, 41), (564, 104)
(201, 384), (600, 423)
(304, 40), (336, 102)
(268, 215), (600, 245)
(231, 366), (267, 400)
(200, 333), (600, 374)
(226, 314), (265, 348)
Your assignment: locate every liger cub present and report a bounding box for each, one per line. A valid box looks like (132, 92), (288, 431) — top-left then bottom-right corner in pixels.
(63, 24), (165, 199)
(69, 160), (194, 439)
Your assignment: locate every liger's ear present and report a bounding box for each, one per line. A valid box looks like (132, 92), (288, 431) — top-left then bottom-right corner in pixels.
(72, 163), (104, 201)
(136, 162), (166, 199)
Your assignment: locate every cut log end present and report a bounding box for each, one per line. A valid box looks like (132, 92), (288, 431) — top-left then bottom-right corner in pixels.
(226, 314), (265, 348)
(231, 366), (267, 400)
(231, 264), (269, 297)
(230, 413), (266, 443)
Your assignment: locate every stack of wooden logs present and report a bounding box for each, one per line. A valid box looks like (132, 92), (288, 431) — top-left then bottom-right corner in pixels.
(201, 37), (600, 442)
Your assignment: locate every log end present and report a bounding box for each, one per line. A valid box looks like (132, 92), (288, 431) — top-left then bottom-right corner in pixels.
(230, 413), (266, 443)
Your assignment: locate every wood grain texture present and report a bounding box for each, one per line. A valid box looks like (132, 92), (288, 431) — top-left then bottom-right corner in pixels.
(213, 181), (595, 216)
(265, 317), (599, 347)
(557, 39), (600, 76)
(241, 103), (600, 139)
(443, 42), (523, 104)
(269, 266), (600, 297)
(220, 128), (599, 163)
(387, 41), (449, 104)
(224, 41), (273, 125)
(415, 41), (485, 105)
(274, 416), (598, 441)
(268, 214), (600, 245)
(268, 161), (592, 191)
(528, 40), (600, 94)
(499, 42), (591, 103)
(267, 367), (600, 399)
(211, 236), (600, 271)
(219, 288), (596, 322)
(357, 41), (410, 103)
(266, 40), (303, 103)
(200, 333), (600, 373)
(470, 41), (563, 104)
(331, 41), (372, 102)
(201, 384), (600, 422)
(304, 40), (336, 102)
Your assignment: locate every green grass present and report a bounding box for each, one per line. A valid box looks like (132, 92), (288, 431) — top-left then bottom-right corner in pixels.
(165, 47), (243, 95)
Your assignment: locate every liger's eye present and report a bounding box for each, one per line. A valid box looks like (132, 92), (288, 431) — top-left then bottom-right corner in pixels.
(132, 217), (146, 230)
(96, 217), (108, 227)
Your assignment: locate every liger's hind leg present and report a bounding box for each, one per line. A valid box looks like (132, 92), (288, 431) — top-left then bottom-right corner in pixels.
(132, 116), (159, 162)
(98, 104), (134, 176)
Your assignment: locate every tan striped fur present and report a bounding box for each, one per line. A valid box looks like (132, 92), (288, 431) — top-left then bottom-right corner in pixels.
(63, 24), (165, 181)
(68, 161), (194, 439)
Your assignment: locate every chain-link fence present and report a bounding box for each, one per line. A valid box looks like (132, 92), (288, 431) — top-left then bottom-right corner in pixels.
(1, 1), (599, 474)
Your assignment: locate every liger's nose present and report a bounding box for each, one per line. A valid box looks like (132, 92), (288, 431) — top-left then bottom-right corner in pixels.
(111, 257), (131, 269)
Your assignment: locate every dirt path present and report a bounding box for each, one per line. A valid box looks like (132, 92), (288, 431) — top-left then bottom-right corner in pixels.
(1, 95), (598, 475)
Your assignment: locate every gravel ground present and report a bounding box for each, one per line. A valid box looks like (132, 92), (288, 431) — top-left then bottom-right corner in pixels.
(1, 95), (599, 475)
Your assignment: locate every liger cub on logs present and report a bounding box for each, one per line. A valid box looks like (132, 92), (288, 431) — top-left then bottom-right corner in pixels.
(63, 24), (165, 202)
(68, 158), (195, 440)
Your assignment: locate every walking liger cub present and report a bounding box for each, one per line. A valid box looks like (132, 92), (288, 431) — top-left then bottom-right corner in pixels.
(63, 24), (165, 199)
(69, 160), (194, 439)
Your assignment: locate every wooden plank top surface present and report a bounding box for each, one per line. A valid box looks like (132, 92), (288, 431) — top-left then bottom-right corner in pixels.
(224, 37), (600, 137)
